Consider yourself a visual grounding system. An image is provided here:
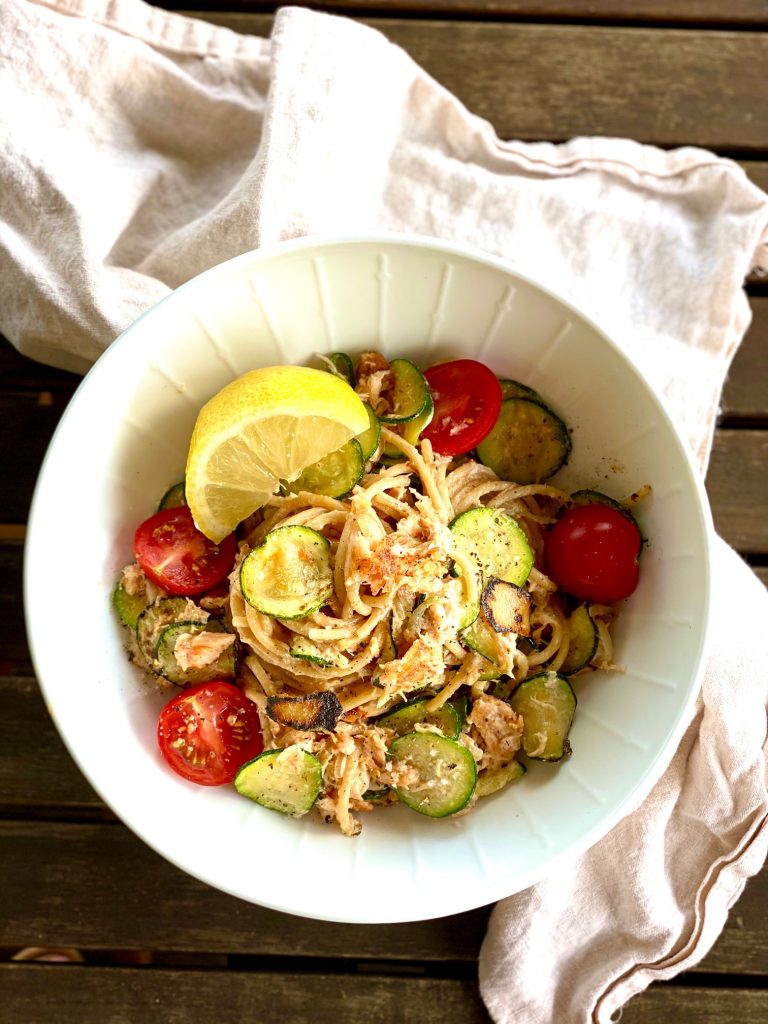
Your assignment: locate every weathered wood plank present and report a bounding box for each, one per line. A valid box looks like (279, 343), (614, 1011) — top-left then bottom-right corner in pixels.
(193, 14), (768, 151)
(0, 391), (73, 524)
(0, 542), (30, 672)
(707, 430), (768, 554)
(721, 297), (768, 422)
(1, 964), (491, 1024)
(0, 815), (765, 972)
(620, 983), (768, 1024)
(0, 677), (102, 812)
(0, 820), (491, 960)
(4, 963), (768, 1024)
(742, 161), (768, 196)
(170, 0), (768, 29)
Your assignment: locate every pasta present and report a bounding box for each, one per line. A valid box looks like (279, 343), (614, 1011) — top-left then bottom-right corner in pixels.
(229, 426), (617, 835)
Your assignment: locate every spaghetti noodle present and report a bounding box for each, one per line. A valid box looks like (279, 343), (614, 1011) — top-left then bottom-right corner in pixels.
(229, 426), (617, 835)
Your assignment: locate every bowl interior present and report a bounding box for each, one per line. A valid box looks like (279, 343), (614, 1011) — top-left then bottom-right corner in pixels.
(25, 236), (712, 923)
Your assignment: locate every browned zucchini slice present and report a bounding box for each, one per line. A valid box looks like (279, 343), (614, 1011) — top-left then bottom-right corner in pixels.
(481, 578), (532, 636)
(266, 691), (343, 731)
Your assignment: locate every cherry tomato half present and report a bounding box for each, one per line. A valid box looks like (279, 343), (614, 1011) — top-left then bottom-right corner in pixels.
(545, 503), (642, 604)
(157, 681), (264, 786)
(421, 360), (502, 457)
(134, 506), (236, 596)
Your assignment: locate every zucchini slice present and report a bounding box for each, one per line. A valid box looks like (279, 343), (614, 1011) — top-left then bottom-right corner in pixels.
(136, 597), (203, 663)
(234, 746), (323, 815)
(355, 403), (381, 462)
(289, 635), (349, 669)
(285, 438), (364, 499)
(113, 580), (148, 629)
(389, 732), (477, 817)
(371, 614), (397, 688)
(569, 489), (639, 526)
(377, 697), (461, 739)
(158, 481), (187, 511)
(382, 390), (435, 458)
(362, 786), (396, 805)
(481, 578), (532, 636)
(155, 620), (237, 686)
(498, 378), (543, 402)
(560, 604), (598, 675)
(326, 351), (355, 386)
(459, 611), (503, 681)
(402, 390), (434, 446)
(378, 358), (430, 424)
(508, 671), (576, 762)
(475, 758), (526, 798)
(266, 691), (343, 731)
(240, 526), (333, 619)
(450, 507), (533, 587)
(476, 397), (571, 484)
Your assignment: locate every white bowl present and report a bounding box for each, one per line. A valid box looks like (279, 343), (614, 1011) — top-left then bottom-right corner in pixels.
(25, 234), (713, 923)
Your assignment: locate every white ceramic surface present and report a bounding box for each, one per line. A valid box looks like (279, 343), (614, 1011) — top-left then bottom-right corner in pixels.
(25, 235), (713, 923)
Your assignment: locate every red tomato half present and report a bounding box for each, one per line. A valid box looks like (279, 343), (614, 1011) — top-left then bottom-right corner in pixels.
(545, 503), (642, 604)
(157, 681), (264, 786)
(134, 506), (236, 596)
(421, 360), (502, 456)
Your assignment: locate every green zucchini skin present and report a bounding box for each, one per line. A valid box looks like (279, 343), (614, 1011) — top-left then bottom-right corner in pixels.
(560, 604), (598, 675)
(450, 507), (534, 588)
(569, 489), (639, 527)
(498, 378), (542, 402)
(285, 438), (364, 499)
(154, 619), (237, 687)
(355, 403), (381, 462)
(235, 747), (323, 815)
(240, 525), (333, 620)
(382, 390), (435, 458)
(157, 481), (187, 511)
(113, 581), (148, 630)
(378, 358), (431, 424)
(289, 636), (349, 668)
(508, 671), (577, 762)
(326, 351), (355, 386)
(475, 758), (526, 798)
(475, 397), (571, 484)
(136, 597), (203, 664)
(377, 697), (461, 740)
(459, 611), (503, 678)
(389, 732), (477, 817)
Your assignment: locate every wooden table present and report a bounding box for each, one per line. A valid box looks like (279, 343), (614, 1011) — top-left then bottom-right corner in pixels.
(2, 2), (767, 1021)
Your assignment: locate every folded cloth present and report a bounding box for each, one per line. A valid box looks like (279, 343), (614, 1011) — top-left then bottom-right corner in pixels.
(1, 2), (767, 1021)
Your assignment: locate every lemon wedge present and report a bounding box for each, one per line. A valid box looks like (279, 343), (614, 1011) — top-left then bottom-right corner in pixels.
(185, 365), (369, 541)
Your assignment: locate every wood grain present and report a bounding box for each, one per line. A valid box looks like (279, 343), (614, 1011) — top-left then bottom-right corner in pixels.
(0, 820), (492, 960)
(2, 964), (493, 1024)
(171, 0), (768, 28)
(620, 985), (768, 1024)
(4, 963), (768, 1024)
(708, 430), (768, 554)
(193, 14), (768, 151)
(0, 391), (73, 524)
(0, 790), (765, 970)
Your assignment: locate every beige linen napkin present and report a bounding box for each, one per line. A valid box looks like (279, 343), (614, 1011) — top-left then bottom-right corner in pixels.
(2, 2), (767, 1020)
